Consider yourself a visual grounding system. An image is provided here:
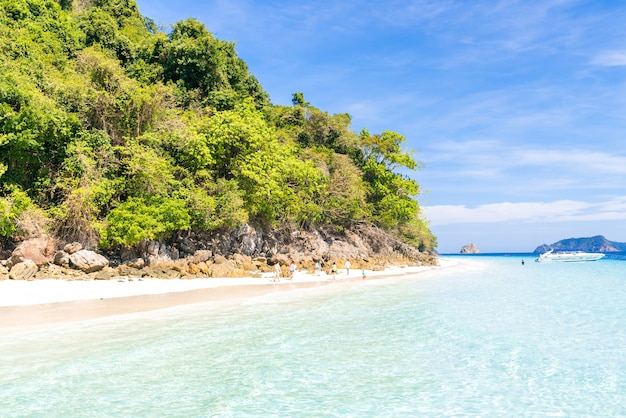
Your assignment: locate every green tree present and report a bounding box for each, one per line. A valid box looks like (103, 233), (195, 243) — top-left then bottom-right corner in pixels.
(177, 179), (248, 231)
(358, 129), (425, 231)
(119, 139), (178, 196)
(323, 153), (368, 225)
(360, 129), (419, 170)
(0, 67), (79, 190)
(157, 18), (269, 110)
(296, 107), (360, 156)
(0, 187), (31, 240)
(159, 116), (215, 173)
(291, 92), (309, 107)
(201, 99), (283, 222)
(76, 47), (169, 142)
(78, 0), (149, 64)
(101, 195), (190, 247)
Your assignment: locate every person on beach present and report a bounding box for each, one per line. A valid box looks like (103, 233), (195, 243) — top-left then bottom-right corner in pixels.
(361, 269), (366, 280)
(289, 262), (296, 279)
(274, 263), (281, 282)
(331, 262), (337, 279)
(345, 260), (351, 275)
(315, 260), (321, 276)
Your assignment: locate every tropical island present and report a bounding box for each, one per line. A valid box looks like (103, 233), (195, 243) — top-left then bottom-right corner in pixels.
(534, 235), (626, 253)
(0, 0), (436, 282)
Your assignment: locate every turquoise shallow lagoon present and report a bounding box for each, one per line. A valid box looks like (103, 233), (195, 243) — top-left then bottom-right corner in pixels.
(1, 255), (625, 417)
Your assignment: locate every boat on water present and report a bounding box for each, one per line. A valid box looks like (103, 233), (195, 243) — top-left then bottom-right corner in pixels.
(535, 249), (605, 262)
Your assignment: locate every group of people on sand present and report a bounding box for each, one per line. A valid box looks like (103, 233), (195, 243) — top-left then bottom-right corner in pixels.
(273, 261), (297, 282)
(273, 260), (366, 282)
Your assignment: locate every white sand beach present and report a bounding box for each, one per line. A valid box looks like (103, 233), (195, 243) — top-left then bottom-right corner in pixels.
(0, 261), (452, 331)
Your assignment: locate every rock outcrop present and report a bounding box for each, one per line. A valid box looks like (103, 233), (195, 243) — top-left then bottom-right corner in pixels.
(460, 243), (480, 254)
(0, 223), (437, 281)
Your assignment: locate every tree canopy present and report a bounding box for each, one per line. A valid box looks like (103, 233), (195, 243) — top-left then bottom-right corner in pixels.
(0, 0), (436, 251)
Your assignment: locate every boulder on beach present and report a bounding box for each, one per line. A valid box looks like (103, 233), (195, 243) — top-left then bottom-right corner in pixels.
(63, 242), (83, 254)
(53, 250), (71, 268)
(7, 235), (56, 268)
(69, 250), (109, 273)
(9, 260), (38, 280)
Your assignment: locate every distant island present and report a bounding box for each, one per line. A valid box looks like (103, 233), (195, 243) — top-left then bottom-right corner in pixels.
(534, 235), (626, 253)
(460, 243), (480, 254)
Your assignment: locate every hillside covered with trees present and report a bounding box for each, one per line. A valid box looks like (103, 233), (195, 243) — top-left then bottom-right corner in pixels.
(0, 0), (436, 256)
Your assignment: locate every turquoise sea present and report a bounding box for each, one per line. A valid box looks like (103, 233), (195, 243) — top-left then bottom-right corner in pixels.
(1, 255), (625, 417)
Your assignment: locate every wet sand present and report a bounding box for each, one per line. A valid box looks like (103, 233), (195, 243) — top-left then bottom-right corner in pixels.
(0, 280), (330, 331)
(0, 264), (445, 332)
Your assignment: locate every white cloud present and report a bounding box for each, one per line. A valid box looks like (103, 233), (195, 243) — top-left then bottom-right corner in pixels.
(591, 51), (626, 67)
(423, 197), (626, 226)
(425, 139), (626, 183)
(516, 149), (626, 175)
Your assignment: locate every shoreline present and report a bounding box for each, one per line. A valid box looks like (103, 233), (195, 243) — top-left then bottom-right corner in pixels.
(0, 262), (451, 332)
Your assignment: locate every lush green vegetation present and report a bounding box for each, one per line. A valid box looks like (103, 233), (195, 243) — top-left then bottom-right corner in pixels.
(0, 0), (436, 251)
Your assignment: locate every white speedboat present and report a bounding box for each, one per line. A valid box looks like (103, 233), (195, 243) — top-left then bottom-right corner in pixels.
(535, 249), (605, 262)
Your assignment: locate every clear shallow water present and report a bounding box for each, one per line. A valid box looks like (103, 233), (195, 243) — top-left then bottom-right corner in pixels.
(1, 256), (625, 417)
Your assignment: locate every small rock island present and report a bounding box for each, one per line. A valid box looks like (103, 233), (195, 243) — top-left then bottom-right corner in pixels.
(460, 243), (480, 254)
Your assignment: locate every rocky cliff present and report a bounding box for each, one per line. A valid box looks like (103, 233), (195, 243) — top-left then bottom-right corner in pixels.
(0, 224), (437, 281)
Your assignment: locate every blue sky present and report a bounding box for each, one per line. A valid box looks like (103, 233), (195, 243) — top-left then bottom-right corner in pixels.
(134, 0), (626, 253)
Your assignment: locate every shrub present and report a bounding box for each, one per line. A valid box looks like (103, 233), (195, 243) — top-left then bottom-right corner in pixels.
(101, 196), (190, 247)
(0, 187), (32, 240)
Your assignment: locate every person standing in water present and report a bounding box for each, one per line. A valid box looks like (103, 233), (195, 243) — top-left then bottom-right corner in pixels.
(345, 260), (351, 275)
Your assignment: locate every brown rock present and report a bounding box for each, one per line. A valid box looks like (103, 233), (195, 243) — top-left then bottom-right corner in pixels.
(231, 253), (253, 269)
(8, 235), (56, 267)
(53, 250), (71, 267)
(138, 266), (179, 279)
(93, 267), (116, 280)
(213, 255), (228, 265)
(0, 264), (9, 280)
(69, 250), (109, 273)
(116, 264), (137, 277)
(35, 264), (69, 279)
(63, 242), (83, 254)
(209, 260), (235, 278)
(9, 260), (38, 280)
(187, 261), (210, 276)
(139, 240), (177, 266)
(170, 260), (188, 273)
(125, 257), (145, 269)
(190, 249), (212, 264)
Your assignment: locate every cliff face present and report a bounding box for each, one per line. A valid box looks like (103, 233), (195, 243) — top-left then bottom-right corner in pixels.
(534, 235), (626, 253)
(460, 243), (480, 254)
(116, 223), (438, 269)
(0, 224), (438, 281)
